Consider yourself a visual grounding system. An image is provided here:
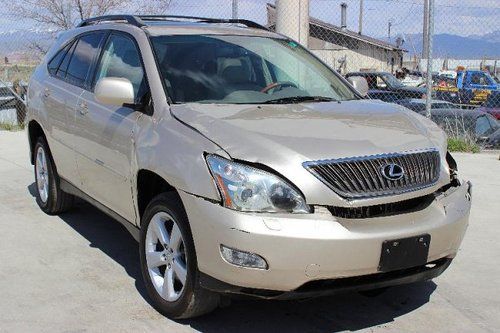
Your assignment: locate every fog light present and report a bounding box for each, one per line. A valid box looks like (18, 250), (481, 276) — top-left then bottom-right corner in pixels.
(220, 245), (268, 269)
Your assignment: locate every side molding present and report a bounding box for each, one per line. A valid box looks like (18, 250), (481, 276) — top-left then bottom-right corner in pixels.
(60, 178), (140, 241)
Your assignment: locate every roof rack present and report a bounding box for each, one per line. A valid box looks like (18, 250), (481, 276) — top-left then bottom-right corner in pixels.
(78, 15), (146, 28)
(77, 15), (269, 31)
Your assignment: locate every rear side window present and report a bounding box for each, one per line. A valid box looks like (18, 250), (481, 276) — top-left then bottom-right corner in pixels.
(47, 42), (73, 76)
(65, 32), (105, 88)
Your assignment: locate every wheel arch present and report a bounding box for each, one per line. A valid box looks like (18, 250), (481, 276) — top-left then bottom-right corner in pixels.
(136, 169), (180, 221)
(27, 120), (46, 165)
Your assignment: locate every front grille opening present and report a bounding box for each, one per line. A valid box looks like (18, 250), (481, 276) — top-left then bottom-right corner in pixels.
(327, 194), (435, 219)
(304, 149), (441, 199)
(294, 258), (451, 293)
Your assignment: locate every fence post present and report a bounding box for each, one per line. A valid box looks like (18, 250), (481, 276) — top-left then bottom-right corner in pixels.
(232, 0), (238, 19)
(424, 0), (434, 118)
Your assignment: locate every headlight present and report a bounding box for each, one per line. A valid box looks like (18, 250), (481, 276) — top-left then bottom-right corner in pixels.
(206, 155), (310, 213)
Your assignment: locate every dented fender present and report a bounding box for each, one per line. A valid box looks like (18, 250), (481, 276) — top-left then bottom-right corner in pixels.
(132, 105), (225, 207)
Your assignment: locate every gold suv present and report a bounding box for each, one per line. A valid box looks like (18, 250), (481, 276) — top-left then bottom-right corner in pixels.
(26, 15), (471, 318)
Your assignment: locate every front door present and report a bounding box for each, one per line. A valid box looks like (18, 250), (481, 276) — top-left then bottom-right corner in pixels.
(73, 32), (149, 222)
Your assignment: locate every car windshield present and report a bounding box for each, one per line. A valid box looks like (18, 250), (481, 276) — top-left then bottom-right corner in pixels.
(150, 35), (357, 104)
(381, 73), (405, 88)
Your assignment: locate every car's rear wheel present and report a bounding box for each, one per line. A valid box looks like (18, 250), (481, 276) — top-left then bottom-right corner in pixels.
(139, 193), (220, 319)
(34, 137), (74, 214)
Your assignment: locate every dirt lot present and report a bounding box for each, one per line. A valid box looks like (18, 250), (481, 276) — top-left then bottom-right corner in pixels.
(0, 130), (499, 332)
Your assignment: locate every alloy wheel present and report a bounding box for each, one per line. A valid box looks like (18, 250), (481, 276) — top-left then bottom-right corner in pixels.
(35, 145), (49, 203)
(145, 211), (188, 302)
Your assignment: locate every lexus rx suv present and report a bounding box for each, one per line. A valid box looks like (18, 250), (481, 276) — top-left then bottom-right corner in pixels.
(26, 15), (471, 319)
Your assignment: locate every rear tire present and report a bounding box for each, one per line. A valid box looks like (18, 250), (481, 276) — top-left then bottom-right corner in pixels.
(139, 192), (220, 319)
(34, 137), (74, 215)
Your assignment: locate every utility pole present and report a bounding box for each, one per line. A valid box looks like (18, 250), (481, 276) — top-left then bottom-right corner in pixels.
(422, 0), (430, 57)
(424, 0), (435, 118)
(232, 0), (238, 19)
(388, 21), (392, 41)
(358, 0), (364, 34)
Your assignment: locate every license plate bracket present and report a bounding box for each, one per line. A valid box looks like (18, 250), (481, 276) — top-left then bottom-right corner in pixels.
(378, 234), (430, 272)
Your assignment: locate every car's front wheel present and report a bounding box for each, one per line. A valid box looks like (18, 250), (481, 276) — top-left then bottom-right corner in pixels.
(139, 193), (220, 319)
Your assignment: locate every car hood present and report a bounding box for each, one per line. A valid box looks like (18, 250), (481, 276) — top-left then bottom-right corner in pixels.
(171, 100), (446, 160)
(170, 100), (448, 205)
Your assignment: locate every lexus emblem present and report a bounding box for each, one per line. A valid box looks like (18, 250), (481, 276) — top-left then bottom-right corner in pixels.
(381, 163), (404, 181)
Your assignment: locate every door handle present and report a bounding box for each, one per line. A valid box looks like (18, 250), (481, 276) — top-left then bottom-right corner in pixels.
(78, 101), (88, 116)
(43, 88), (51, 98)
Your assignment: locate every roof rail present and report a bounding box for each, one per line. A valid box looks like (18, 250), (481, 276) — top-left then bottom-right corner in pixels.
(77, 14), (269, 31)
(78, 15), (145, 28)
(138, 15), (270, 31)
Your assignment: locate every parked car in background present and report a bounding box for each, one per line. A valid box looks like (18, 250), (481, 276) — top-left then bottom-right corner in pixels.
(438, 70), (457, 79)
(400, 75), (424, 87)
(435, 70), (499, 106)
(430, 109), (500, 148)
(0, 80), (27, 125)
(477, 91), (500, 120)
(397, 68), (425, 87)
(345, 71), (427, 102)
(396, 99), (456, 113)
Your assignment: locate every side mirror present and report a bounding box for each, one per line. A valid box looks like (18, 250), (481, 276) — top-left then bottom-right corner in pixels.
(347, 76), (369, 97)
(95, 77), (135, 106)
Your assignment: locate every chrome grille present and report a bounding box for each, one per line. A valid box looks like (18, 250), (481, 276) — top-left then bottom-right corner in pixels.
(303, 149), (441, 198)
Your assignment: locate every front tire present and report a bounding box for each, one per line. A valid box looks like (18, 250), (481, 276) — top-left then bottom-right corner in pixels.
(34, 137), (74, 215)
(139, 193), (220, 319)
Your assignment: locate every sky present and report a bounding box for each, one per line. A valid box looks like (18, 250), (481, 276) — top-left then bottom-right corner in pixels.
(0, 0), (498, 38)
(156, 0), (499, 37)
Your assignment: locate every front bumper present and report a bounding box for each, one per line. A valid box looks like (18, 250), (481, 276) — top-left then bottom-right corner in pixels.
(180, 181), (471, 293)
(199, 257), (452, 299)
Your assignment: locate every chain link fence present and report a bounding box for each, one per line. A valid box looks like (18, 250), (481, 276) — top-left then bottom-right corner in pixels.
(0, 0), (498, 148)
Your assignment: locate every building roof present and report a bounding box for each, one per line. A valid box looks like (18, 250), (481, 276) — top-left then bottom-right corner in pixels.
(267, 3), (405, 52)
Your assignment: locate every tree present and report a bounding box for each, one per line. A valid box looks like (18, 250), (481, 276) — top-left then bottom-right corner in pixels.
(137, 0), (173, 15)
(1, 0), (132, 56)
(2, 0), (131, 30)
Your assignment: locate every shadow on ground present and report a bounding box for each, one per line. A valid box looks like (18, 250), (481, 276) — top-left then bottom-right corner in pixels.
(28, 183), (436, 333)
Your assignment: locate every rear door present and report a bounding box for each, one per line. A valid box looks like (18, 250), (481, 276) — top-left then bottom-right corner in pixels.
(73, 32), (149, 221)
(41, 40), (82, 182)
(56, 31), (107, 186)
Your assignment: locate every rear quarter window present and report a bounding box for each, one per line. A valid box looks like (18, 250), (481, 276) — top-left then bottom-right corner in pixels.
(47, 42), (73, 76)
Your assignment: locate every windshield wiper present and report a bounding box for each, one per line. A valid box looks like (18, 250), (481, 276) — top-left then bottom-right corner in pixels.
(262, 96), (338, 104)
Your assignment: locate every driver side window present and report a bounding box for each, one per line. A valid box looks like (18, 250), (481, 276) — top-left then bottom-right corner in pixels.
(95, 33), (147, 103)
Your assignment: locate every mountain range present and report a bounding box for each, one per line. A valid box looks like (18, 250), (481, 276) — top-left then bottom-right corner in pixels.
(0, 28), (499, 61)
(386, 31), (500, 59)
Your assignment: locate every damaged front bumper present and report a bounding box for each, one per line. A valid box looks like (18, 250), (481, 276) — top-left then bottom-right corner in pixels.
(180, 180), (471, 297)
